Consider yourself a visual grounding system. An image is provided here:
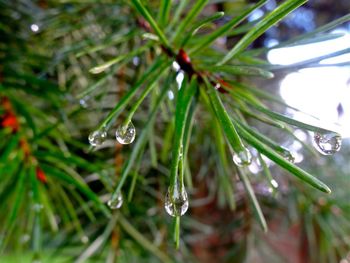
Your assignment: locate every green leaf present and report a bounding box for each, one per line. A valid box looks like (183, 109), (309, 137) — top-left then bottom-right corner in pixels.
(167, 0), (189, 32)
(1, 165), (26, 251)
(235, 124), (331, 193)
(172, 0), (209, 43)
(205, 65), (274, 78)
(35, 150), (100, 173)
(76, 215), (118, 263)
(110, 73), (173, 197)
(234, 119), (293, 159)
(190, 0), (268, 55)
(276, 13), (350, 49)
(218, 0), (307, 65)
(76, 30), (138, 58)
(0, 133), (20, 164)
(77, 70), (114, 99)
(119, 214), (172, 263)
(170, 76), (197, 187)
(205, 78), (245, 153)
(89, 44), (150, 74)
(213, 119), (236, 210)
(131, 0), (171, 48)
(250, 103), (340, 135)
(98, 58), (170, 130)
(11, 98), (37, 135)
(29, 166), (42, 254)
(181, 11), (225, 47)
(41, 164), (110, 216)
(182, 98), (197, 189)
(257, 153), (278, 195)
(123, 71), (166, 126)
(174, 216), (180, 249)
(237, 169), (267, 232)
(158, 0), (172, 27)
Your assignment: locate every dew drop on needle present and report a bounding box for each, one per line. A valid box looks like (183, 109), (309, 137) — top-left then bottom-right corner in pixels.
(116, 122), (136, 145)
(88, 129), (107, 146)
(164, 186), (189, 217)
(232, 147), (252, 167)
(107, 192), (123, 209)
(313, 132), (342, 155)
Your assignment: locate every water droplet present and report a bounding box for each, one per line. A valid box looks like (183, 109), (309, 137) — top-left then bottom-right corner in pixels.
(89, 64), (110, 74)
(81, 235), (89, 244)
(232, 147), (252, 167)
(116, 122), (136, 145)
(167, 90), (174, 100)
(30, 24), (39, 32)
(172, 61), (180, 72)
(281, 148), (295, 163)
(32, 203), (43, 213)
(107, 192), (123, 209)
(179, 144), (183, 159)
(270, 179), (279, 188)
(88, 129), (107, 146)
(313, 132), (342, 155)
(79, 98), (88, 108)
(164, 186), (189, 217)
(132, 56), (140, 66)
(176, 71), (184, 89)
(20, 234), (30, 244)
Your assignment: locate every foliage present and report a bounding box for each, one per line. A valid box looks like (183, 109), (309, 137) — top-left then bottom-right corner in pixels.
(1, 0), (350, 262)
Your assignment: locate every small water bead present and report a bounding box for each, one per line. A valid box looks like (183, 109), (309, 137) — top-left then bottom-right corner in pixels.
(164, 187), (189, 217)
(79, 98), (88, 108)
(81, 235), (89, 244)
(313, 132), (342, 155)
(116, 122), (136, 145)
(20, 234), (30, 244)
(232, 147), (252, 167)
(270, 179), (279, 188)
(107, 192), (123, 209)
(281, 148), (295, 163)
(179, 144), (183, 159)
(88, 129), (107, 146)
(32, 203), (44, 213)
(30, 24), (39, 32)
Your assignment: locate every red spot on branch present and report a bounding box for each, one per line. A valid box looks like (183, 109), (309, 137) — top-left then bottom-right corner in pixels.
(213, 78), (234, 94)
(36, 167), (47, 184)
(176, 49), (195, 76)
(1, 113), (19, 133)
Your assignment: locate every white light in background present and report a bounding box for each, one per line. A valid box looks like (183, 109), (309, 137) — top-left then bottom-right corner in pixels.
(267, 30), (350, 138)
(267, 30), (350, 65)
(30, 24), (39, 32)
(248, 8), (264, 22)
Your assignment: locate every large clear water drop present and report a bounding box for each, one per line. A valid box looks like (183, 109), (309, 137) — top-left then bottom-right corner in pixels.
(313, 132), (342, 155)
(232, 147), (252, 167)
(116, 122), (136, 145)
(164, 186), (189, 217)
(88, 129), (107, 146)
(107, 192), (123, 209)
